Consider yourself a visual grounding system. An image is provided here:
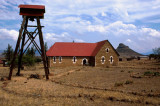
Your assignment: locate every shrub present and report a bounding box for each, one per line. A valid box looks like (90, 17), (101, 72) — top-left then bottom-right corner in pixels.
(144, 71), (160, 76)
(114, 82), (123, 87)
(121, 70), (124, 72)
(153, 72), (160, 76)
(125, 80), (133, 84)
(22, 55), (35, 66)
(35, 57), (42, 63)
(144, 71), (153, 76)
(128, 70), (133, 73)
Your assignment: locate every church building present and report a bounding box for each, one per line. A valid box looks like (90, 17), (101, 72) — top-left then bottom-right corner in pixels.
(46, 40), (119, 67)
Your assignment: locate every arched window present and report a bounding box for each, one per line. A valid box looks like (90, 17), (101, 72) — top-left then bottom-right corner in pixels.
(53, 56), (56, 63)
(72, 56), (77, 63)
(101, 56), (105, 64)
(109, 56), (114, 64)
(110, 56), (113, 62)
(59, 56), (62, 63)
(106, 48), (109, 53)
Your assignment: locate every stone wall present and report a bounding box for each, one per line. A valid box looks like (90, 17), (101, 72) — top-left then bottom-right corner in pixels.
(49, 56), (94, 67)
(95, 41), (119, 67)
(0, 64), (3, 67)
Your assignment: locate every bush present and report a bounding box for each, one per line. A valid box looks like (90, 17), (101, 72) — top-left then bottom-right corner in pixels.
(114, 82), (123, 87)
(153, 72), (160, 76)
(144, 71), (160, 76)
(125, 80), (133, 84)
(35, 57), (42, 63)
(144, 71), (153, 76)
(22, 55), (35, 66)
(14, 55), (36, 67)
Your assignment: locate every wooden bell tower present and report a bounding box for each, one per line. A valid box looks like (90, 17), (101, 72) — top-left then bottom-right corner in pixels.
(8, 5), (49, 80)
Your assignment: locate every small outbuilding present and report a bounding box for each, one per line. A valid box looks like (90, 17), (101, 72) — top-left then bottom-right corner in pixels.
(46, 40), (119, 67)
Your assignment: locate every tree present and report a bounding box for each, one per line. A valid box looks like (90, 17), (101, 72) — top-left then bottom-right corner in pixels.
(26, 45), (36, 57)
(151, 47), (160, 60)
(153, 47), (160, 55)
(3, 44), (14, 62)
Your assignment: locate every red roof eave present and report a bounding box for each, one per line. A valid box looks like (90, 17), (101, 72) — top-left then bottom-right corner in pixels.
(19, 4), (45, 9)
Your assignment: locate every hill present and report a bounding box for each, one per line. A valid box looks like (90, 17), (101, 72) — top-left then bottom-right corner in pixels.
(116, 43), (143, 58)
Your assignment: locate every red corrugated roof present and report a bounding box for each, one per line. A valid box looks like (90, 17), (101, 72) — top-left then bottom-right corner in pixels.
(19, 5), (45, 9)
(46, 40), (107, 56)
(19, 5), (45, 17)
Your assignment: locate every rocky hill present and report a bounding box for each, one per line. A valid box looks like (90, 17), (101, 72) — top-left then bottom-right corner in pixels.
(116, 43), (142, 58)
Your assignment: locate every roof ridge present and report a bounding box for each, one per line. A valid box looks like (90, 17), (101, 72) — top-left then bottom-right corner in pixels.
(96, 40), (108, 43)
(55, 42), (95, 44)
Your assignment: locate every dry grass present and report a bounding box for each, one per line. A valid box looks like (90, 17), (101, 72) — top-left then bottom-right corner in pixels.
(0, 60), (160, 105)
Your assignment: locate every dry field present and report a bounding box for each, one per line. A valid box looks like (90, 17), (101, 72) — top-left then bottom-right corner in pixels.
(0, 60), (160, 106)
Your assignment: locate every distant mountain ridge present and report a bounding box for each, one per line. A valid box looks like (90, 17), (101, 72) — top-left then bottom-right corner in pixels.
(116, 43), (143, 58)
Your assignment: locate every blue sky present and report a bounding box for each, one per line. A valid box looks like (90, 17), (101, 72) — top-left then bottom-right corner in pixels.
(0, 0), (160, 54)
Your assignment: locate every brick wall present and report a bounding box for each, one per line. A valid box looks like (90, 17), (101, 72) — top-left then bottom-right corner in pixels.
(95, 41), (119, 67)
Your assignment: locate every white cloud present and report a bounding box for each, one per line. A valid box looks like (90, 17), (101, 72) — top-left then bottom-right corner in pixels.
(0, 29), (18, 40)
(56, 17), (81, 22)
(87, 21), (160, 53)
(126, 39), (132, 43)
(88, 25), (106, 33)
(0, 0), (160, 23)
(101, 12), (107, 17)
(87, 21), (137, 35)
(141, 28), (160, 37)
(44, 32), (84, 43)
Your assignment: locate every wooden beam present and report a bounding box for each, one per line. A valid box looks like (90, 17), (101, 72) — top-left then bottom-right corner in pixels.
(27, 25), (44, 27)
(37, 17), (49, 80)
(17, 17), (28, 76)
(9, 16), (27, 80)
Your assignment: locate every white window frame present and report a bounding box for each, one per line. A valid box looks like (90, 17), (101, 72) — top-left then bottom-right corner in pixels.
(105, 48), (109, 53)
(53, 56), (56, 63)
(101, 56), (105, 64)
(59, 56), (62, 63)
(72, 56), (77, 64)
(109, 56), (114, 64)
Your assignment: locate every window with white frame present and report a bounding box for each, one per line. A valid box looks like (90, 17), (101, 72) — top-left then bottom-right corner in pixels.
(59, 56), (62, 63)
(72, 56), (77, 63)
(109, 56), (114, 64)
(53, 56), (56, 63)
(101, 56), (105, 64)
(106, 48), (109, 53)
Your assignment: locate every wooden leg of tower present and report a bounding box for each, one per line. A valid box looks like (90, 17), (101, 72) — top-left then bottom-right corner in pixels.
(46, 56), (50, 74)
(9, 16), (26, 80)
(17, 17), (28, 76)
(36, 17), (49, 80)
